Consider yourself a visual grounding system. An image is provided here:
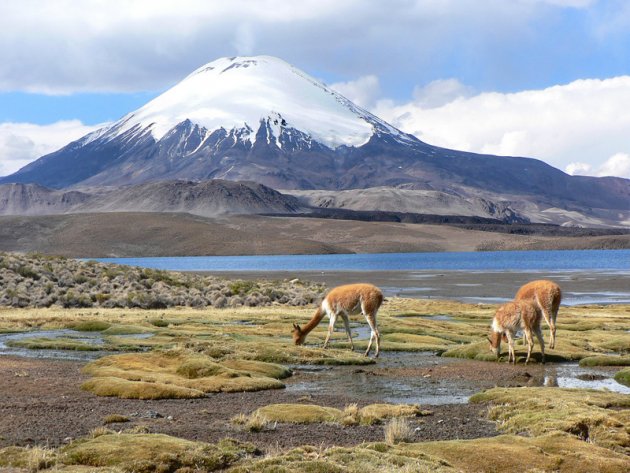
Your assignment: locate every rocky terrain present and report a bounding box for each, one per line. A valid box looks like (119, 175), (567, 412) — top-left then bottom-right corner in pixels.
(0, 252), (325, 309)
(0, 180), (305, 217)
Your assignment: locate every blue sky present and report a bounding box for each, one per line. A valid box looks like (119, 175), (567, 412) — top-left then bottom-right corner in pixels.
(1, 0), (630, 178)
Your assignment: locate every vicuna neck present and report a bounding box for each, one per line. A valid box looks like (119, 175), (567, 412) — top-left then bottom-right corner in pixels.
(300, 307), (325, 337)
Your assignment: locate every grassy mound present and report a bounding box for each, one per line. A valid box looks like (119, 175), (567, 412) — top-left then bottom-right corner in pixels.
(61, 434), (258, 472)
(6, 337), (103, 351)
(232, 433), (630, 473)
(614, 367), (630, 387)
(470, 387), (630, 453)
(81, 350), (287, 399)
(246, 402), (425, 426)
(579, 355), (630, 367)
(442, 338), (591, 363)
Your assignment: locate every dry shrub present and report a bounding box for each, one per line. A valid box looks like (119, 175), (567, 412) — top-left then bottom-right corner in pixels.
(26, 446), (56, 472)
(103, 414), (130, 424)
(384, 417), (414, 445)
(246, 411), (272, 433)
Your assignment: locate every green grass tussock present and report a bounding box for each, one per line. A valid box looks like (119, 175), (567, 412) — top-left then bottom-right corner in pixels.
(614, 367), (630, 387)
(69, 320), (112, 332)
(579, 355), (630, 367)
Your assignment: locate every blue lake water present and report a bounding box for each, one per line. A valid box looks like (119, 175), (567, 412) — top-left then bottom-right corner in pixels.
(95, 249), (630, 272)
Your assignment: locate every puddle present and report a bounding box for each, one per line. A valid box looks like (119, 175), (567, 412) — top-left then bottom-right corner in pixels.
(0, 329), (153, 361)
(287, 352), (474, 405)
(544, 363), (630, 393)
(286, 352), (630, 406)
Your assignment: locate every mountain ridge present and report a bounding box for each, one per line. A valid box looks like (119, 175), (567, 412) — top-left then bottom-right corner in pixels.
(0, 180), (305, 217)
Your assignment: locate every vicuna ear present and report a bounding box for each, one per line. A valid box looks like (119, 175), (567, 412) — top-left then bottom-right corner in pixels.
(292, 323), (300, 331)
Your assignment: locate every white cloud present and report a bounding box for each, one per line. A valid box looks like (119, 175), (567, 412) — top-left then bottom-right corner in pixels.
(330, 75), (381, 109)
(565, 162), (592, 175)
(374, 76), (630, 179)
(412, 79), (474, 108)
(0, 0), (605, 94)
(0, 121), (103, 176)
(596, 153), (630, 178)
(233, 23), (256, 56)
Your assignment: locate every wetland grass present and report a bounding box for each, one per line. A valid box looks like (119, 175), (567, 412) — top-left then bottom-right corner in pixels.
(614, 367), (630, 387)
(470, 387), (630, 453)
(80, 350), (287, 398)
(60, 434), (259, 472)
(245, 402), (424, 426)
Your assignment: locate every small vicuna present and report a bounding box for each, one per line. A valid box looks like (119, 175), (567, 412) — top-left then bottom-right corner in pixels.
(292, 283), (383, 357)
(489, 299), (545, 364)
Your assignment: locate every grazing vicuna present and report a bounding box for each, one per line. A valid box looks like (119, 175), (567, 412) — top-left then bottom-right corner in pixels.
(292, 283), (383, 357)
(515, 280), (561, 349)
(488, 299), (545, 364)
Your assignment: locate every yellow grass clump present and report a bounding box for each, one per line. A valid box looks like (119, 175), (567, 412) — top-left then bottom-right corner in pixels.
(470, 387), (630, 453)
(80, 350), (287, 399)
(384, 417), (414, 444)
(60, 433), (258, 472)
(246, 402), (424, 426)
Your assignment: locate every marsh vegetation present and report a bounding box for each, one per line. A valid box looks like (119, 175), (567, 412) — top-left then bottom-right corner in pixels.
(0, 267), (628, 472)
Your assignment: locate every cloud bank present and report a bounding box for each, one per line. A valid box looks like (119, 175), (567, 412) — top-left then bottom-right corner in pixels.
(0, 121), (103, 176)
(0, 0), (625, 94)
(369, 76), (630, 179)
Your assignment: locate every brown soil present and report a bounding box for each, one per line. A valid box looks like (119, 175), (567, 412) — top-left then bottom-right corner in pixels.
(0, 356), (497, 451)
(0, 212), (628, 258)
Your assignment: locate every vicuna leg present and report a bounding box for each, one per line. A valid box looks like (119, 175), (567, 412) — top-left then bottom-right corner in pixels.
(523, 328), (534, 364)
(340, 313), (354, 351)
(322, 312), (337, 349)
(364, 313), (380, 358)
(535, 326), (546, 364)
(550, 296), (560, 350)
(505, 332), (516, 364)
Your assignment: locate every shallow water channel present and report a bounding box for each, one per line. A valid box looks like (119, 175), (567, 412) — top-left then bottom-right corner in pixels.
(286, 351), (630, 405)
(0, 329), (153, 361)
(1, 328), (628, 402)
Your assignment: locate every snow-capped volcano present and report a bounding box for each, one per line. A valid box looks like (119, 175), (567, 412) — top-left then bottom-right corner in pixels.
(95, 55), (403, 149)
(2, 55), (629, 226)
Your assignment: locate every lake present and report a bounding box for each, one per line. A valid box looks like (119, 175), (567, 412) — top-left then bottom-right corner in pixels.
(95, 249), (630, 272)
(94, 250), (630, 305)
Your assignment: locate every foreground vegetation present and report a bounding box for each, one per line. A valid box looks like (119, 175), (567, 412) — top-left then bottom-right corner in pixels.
(1, 274), (629, 472)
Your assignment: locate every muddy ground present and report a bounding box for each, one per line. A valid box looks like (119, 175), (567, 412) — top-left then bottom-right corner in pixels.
(0, 355), (514, 450)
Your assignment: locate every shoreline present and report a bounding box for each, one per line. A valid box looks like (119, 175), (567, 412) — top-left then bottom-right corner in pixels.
(199, 269), (630, 305)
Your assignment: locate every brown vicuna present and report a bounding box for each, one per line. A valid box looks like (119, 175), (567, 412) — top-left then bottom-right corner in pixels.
(292, 283), (383, 357)
(488, 299), (545, 364)
(515, 280), (561, 349)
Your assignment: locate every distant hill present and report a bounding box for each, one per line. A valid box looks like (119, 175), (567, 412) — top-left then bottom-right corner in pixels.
(0, 180), (305, 217)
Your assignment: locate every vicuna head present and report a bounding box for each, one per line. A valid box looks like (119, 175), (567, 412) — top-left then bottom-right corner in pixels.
(488, 331), (503, 357)
(292, 323), (305, 345)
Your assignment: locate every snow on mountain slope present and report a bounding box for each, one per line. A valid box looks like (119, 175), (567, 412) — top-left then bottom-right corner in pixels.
(102, 56), (381, 149)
